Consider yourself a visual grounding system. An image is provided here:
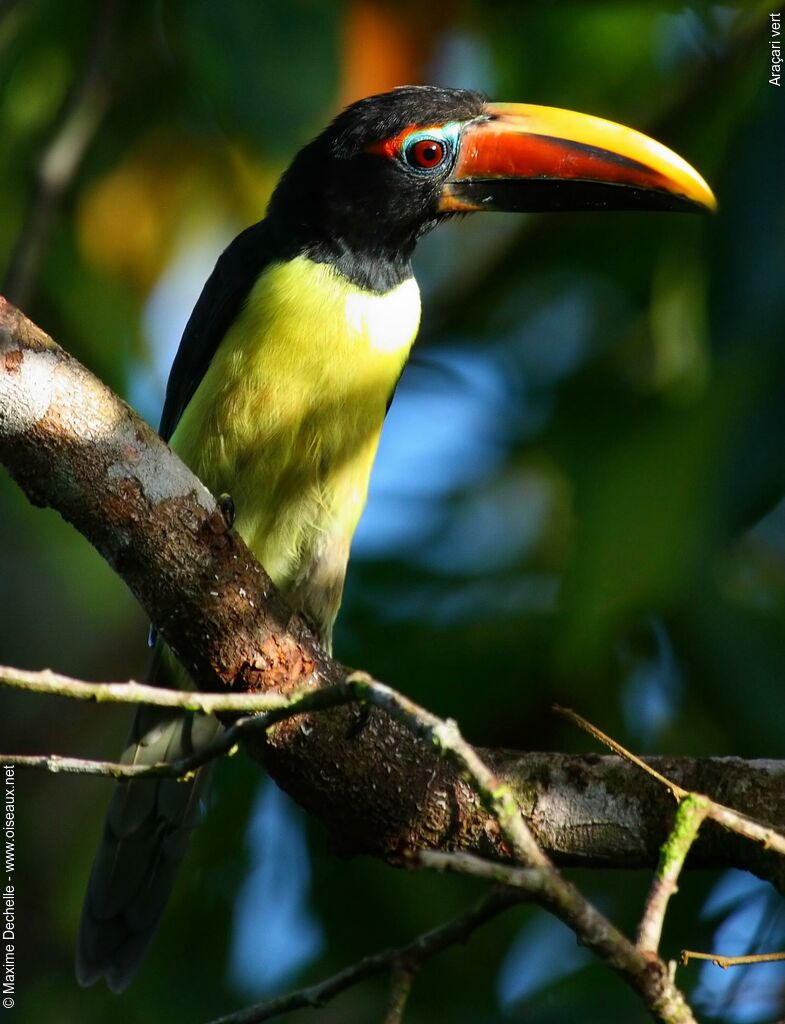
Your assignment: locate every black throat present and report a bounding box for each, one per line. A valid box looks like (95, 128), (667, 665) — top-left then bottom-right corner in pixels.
(264, 199), (418, 294)
(302, 235), (415, 293)
(264, 138), (429, 294)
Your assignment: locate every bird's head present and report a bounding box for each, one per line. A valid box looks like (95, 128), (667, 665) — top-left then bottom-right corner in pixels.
(267, 86), (716, 290)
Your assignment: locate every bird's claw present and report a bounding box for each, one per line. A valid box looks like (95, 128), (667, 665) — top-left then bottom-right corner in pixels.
(218, 493), (236, 531)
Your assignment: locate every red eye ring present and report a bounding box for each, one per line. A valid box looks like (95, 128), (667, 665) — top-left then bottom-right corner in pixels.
(406, 138), (447, 170)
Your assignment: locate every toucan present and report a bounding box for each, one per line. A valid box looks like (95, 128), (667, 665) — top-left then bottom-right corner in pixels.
(75, 85), (715, 991)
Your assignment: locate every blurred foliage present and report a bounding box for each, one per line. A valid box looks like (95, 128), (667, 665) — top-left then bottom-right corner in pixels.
(1, 1), (784, 1022)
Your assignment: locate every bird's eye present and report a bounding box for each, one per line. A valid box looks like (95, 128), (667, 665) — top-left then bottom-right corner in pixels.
(404, 137), (447, 170)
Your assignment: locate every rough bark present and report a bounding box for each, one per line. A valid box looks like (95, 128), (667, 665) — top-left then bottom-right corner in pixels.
(1, 295), (783, 891)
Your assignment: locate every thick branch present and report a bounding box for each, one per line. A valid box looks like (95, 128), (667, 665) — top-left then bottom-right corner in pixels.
(5, 663), (785, 890)
(1, 297), (784, 892)
(0, 667), (704, 1019)
(559, 705), (785, 858)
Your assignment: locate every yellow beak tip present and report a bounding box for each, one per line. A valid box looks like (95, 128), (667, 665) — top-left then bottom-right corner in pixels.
(689, 177), (718, 213)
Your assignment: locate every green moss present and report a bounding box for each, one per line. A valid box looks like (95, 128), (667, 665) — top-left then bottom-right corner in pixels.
(658, 794), (708, 878)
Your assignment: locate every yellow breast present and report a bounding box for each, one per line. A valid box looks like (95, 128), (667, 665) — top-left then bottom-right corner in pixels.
(169, 256), (421, 634)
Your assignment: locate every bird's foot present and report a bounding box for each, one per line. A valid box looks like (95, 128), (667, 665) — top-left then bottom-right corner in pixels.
(218, 493), (236, 531)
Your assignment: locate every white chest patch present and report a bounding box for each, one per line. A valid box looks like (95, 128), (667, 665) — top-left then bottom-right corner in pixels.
(344, 276), (422, 354)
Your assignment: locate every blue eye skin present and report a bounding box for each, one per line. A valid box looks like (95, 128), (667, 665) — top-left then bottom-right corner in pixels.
(402, 123), (461, 173)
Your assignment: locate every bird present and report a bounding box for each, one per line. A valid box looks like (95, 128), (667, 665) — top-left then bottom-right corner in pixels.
(75, 85), (715, 992)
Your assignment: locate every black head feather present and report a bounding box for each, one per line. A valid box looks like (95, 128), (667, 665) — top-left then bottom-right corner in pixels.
(267, 86), (487, 291)
(326, 86), (486, 157)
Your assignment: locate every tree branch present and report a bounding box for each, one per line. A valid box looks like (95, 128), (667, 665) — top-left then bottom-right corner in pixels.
(204, 889), (519, 1024)
(637, 795), (709, 955)
(420, 852), (695, 1022)
(4, 659), (785, 889)
(559, 706), (785, 856)
(0, 751), (193, 779)
(0, 297), (782, 1021)
(680, 950), (785, 969)
(383, 967), (415, 1024)
(1, 292), (784, 877)
(0, 664), (303, 712)
(3, 667), (702, 1018)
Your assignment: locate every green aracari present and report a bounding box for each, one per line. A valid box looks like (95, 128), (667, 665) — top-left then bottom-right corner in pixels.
(76, 85), (715, 991)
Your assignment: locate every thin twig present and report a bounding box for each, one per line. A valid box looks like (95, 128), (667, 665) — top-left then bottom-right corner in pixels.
(0, 752), (182, 779)
(0, 691), (351, 782)
(0, 679), (353, 780)
(0, 687), (359, 780)
(0, 664), (313, 713)
(204, 889), (518, 1024)
(384, 966), (415, 1024)
(680, 950), (785, 969)
(555, 705), (785, 857)
(637, 794), (710, 954)
(420, 849), (695, 1021)
(554, 705), (686, 799)
(705, 803), (785, 857)
(420, 850), (551, 889)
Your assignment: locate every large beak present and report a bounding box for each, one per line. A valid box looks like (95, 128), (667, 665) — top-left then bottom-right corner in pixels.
(441, 103), (716, 215)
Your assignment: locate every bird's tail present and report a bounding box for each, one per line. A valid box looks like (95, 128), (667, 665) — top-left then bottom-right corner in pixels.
(75, 650), (222, 992)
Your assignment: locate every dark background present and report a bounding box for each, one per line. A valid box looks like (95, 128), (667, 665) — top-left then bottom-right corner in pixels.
(1, 1), (783, 1021)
